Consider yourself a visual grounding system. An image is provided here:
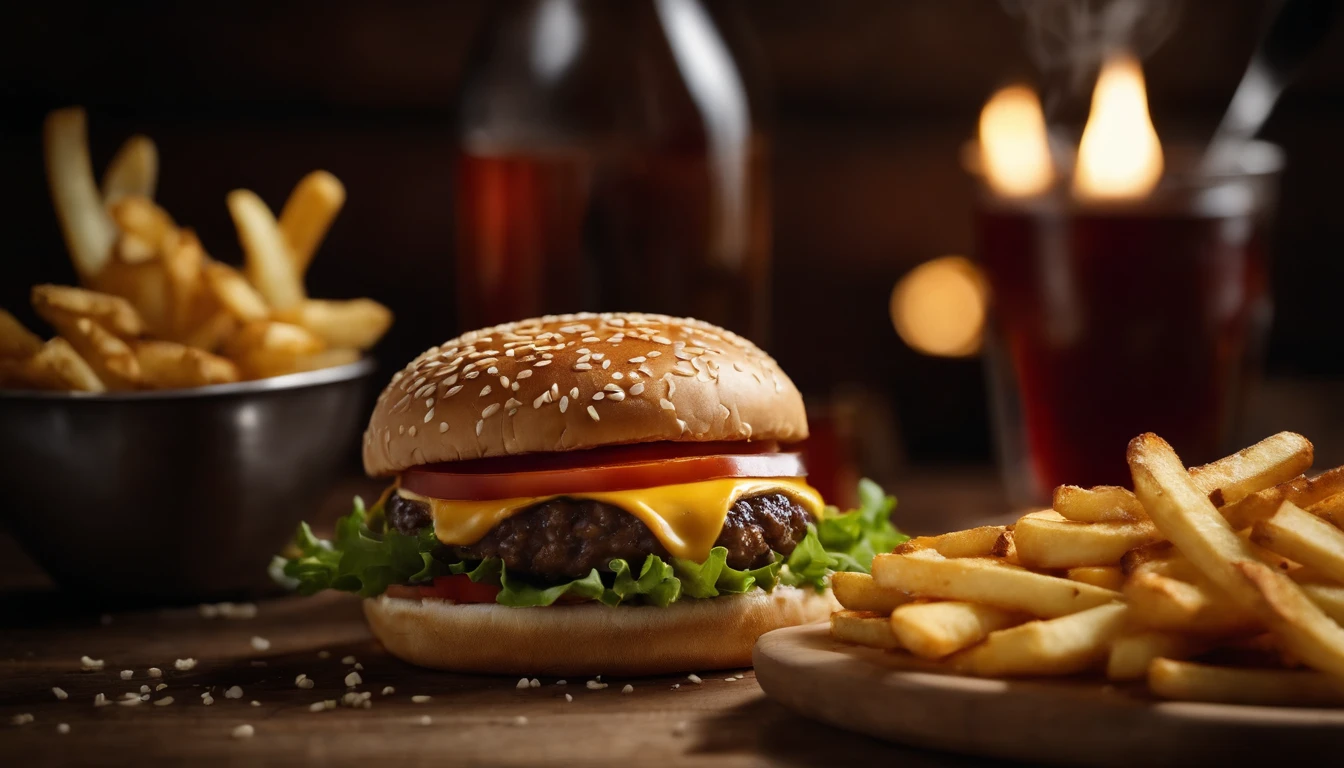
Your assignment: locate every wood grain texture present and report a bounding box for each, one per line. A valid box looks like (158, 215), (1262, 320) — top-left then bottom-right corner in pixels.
(754, 624), (1344, 767)
(0, 592), (982, 767)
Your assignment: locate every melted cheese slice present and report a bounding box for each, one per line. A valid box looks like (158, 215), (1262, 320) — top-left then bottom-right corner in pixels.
(397, 478), (825, 563)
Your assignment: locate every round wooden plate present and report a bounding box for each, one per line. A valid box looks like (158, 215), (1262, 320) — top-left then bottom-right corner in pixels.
(753, 624), (1344, 766)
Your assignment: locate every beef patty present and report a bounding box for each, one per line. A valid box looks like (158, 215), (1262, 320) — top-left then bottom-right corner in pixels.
(384, 491), (813, 580)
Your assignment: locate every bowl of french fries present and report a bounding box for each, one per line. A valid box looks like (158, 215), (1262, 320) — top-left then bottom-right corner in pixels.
(824, 430), (1344, 708)
(0, 107), (393, 602)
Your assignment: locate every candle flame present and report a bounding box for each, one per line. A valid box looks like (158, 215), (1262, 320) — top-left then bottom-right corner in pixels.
(978, 85), (1054, 198)
(1074, 53), (1164, 200)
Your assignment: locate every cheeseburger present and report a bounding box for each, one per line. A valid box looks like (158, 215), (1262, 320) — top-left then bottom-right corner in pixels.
(277, 313), (903, 674)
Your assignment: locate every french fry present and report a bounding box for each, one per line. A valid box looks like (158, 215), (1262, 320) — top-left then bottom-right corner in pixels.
(1148, 658), (1344, 706)
(109, 196), (175, 248)
(134, 341), (239, 389)
(1052, 485), (1146, 523)
(204, 261), (269, 322)
(21, 337), (105, 392)
(1066, 566), (1125, 591)
(892, 526), (1008, 559)
(990, 528), (1018, 564)
(273, 298), (392, 351)
(1300, 583), (1344, 625)
(830, 610), (902, 650)
(227, 189), (305, 309)
(1251, 501), (1344, 585)
(1187, 431), (1314, 507)
(116, 233), (158, 265)
(947, 602), (1128, 677)
(44, 107), (115, 280)
(830, 571), (909, 614)
(278, 170), (345, 276)
(88, 260), (171, 335)
(1311, 491), (1344, 529)
(31, 284), (144, 339)
(0, 309), (43, 359)
(1123, 571), (1258, 635)
(101, 134), (158, 205)
(1128, 432), (1344, 680)
(1221, 467), (1344, 529)
(54, 316), (141, 390)
(238, 348), (360, 379)
(222, 320), (332, 379)
(1013, 510), (1162, 569)
(872, 551), (1121, 618)
(889, 601), (1021, 659)
(181, 310), (237, 353)
(1105, 632), (1207, 681)
(160, 228), (210, 340)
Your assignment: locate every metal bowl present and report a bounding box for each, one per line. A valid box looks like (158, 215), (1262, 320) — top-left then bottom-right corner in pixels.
(0, 359), (376, 605)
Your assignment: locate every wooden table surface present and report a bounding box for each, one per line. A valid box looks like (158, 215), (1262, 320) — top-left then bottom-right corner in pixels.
(0, 469), (1006, 767)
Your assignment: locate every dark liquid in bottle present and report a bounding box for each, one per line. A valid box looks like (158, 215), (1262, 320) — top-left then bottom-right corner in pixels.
(977, 208), (1270, 490)
(454, 140), (771, 342)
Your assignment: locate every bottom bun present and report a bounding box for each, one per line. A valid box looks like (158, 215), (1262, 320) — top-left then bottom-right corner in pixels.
(363, 587), (838, 676)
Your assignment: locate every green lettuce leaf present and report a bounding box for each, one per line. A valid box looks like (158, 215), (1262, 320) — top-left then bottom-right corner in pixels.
(274, 478), (906, 605)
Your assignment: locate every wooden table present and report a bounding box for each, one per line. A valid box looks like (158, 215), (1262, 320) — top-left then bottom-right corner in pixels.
(0, 469), (1006, 767)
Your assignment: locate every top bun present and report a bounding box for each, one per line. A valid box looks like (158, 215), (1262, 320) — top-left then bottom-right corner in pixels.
(363, 313), (808, 476)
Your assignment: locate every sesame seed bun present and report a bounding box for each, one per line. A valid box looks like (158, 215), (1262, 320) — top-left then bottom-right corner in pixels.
(362, 313), (807, 476)
(363, 587), (837, 675)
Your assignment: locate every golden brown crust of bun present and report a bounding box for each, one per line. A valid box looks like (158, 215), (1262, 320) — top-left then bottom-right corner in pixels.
(363, 313), (807, 476)
(362, 587), (837, 675)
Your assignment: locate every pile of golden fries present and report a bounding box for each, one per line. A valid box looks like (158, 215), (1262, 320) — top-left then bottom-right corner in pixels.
(830, 431), (1344, 707)
(0, 107), (391, 392)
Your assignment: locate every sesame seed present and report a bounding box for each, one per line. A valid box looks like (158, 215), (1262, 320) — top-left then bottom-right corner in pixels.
(296, 675), (315, 689)
(602, 359), (611, 369)
(155, 696), (175, 706)
(673, 721), (689, 736)
(516, 678), (529, 690)
(516, 369), (533, 379)
(174, 659), (196, 671)
(514, 716), (529, 726)
(10, 713), (33, 725)
(345, 672), (362, 687)
(672, 684), (680, 690)
(628, 356), (646, 364)
(57, 723), (70, 734)
(564, 693), (573, 702)
(94, 694), (108, 707)
(231, 724), (254, 740)
(482, 403), (501, 419)
(382, 686), (395, 695)
(533, 360), (551, 367)
(505, 398), (522, 410)
(225, 686), (243, 699)
(120, 670), (133, 680)
(156, 684), (167, 691)
(592, 392), (604, 401)
(479, 385), (492, 397)
(608, 391), (625, 402)
(653, 336), (671, 345)
(308, 702), (326, 713)
(464, 371), (479, 379)
(559, 397), (568, 413)
(419, 715), (433, 725)
(341, 656), (357, 665)
(250, 636), (271, 652)
(140, 685), (149, 693)
(530, 678), (540, 688)
(577, 355), (590, 364)
(587, 405), (600, 421)
(424, 409), (434, 423)
(118, 696), (141, 708)
(582, 336), (601, 343)
(724, 678), (736, 682)
(556, 680), (567, 685)
(660, 399), (675, 410)
(622, 684), (634, 694)
(408, 425), (417, 437)
(570, 387), (579, 398)
(52, 687), (67, 700)
(629, 382), (645, 395)
(444, 385), (463, 397)
(677, 418), (688, 432)
(202, 693), (214, 705)
(647, 351), (662, 358)
(687, 674), (702, 684)
(411, 695), (432, 704)
(585, 680), (607, 690)
(148, 667), (162, 678)
(612, 371), (624, 380)
(500, 375), (510, 388)
(440, 422), (449, 433)
(486, 367), (499, 375)
(573, 363), (592, 371)
(639, 365), (654, 377)
(591, 353), (604, 361)
(80, 656), (104, 671)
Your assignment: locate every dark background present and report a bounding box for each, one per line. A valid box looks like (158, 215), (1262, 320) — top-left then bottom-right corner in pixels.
(3, 0), (1342, 464)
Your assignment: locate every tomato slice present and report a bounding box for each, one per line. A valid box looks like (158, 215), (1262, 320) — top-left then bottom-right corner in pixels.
(386, 575), (501, 604)
(401, 443), (806, 501)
